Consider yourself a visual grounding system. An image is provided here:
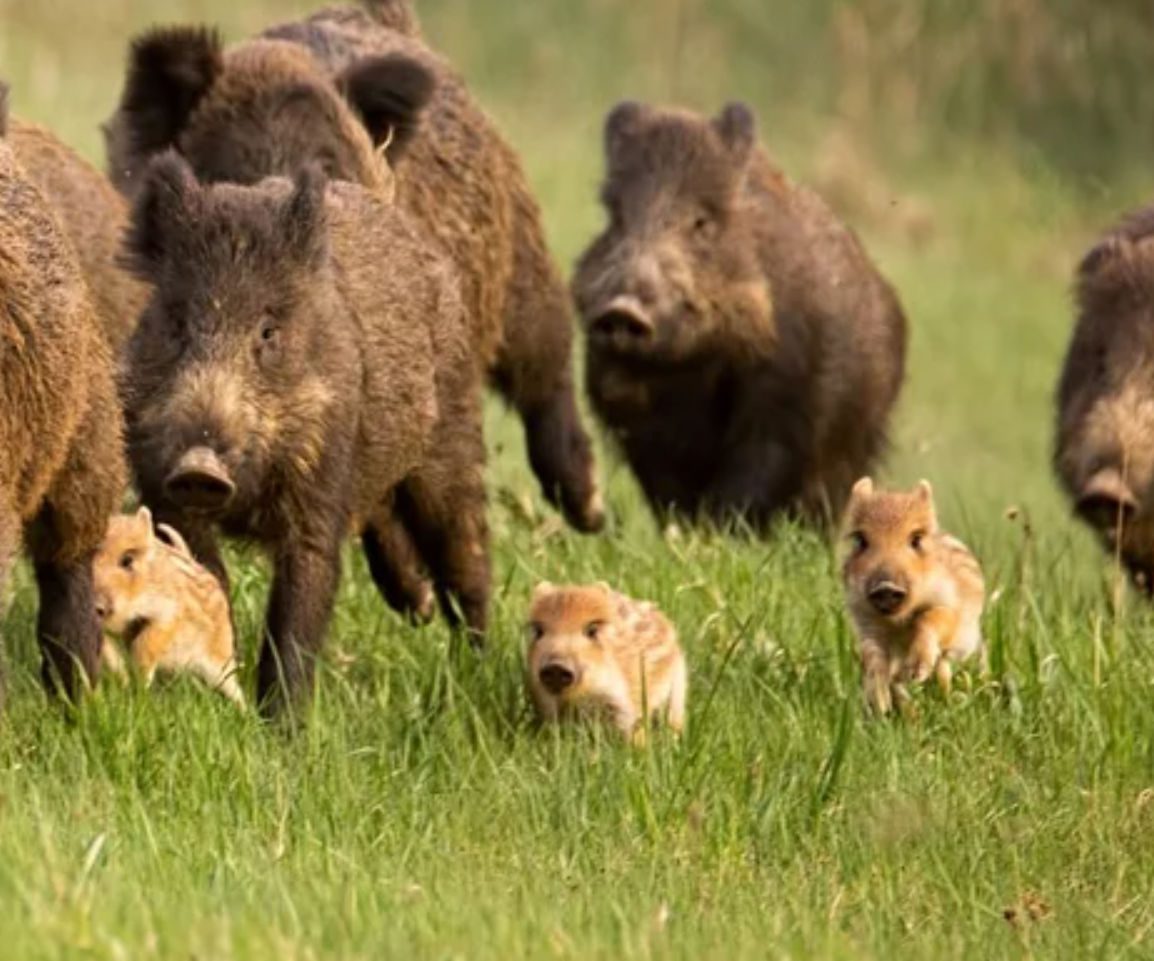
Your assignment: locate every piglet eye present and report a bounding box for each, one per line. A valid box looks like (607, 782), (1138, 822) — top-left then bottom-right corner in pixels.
(526, 622), (545, 643)
(119, 551), (135, 571)
(910, 531), (926, 551)
(850, 531), (869, 554)
(584, 620), (604, 640)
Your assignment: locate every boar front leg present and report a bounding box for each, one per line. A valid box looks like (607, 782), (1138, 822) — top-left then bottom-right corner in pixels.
(703, 438), (804, 531)
(257, 526), (344, 716)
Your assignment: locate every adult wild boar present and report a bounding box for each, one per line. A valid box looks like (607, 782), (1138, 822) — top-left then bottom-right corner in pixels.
(0, 84), (127, 700)
(103, 0), (604, 535)
(1055, 207), (1154, 591)
(9, 116), (146, 352)
(573, 101), (907, 531)
(121, 153), (488, 713)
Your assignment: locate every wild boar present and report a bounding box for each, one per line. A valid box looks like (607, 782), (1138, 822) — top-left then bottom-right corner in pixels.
(8, 116), (146, 352)
(103, 2), (604, 534)
(1055, 207), (1154, 591)
(0, 82), (128, 700)
(840, 478), (985, 715)
(573, 101), (907, 531)
(526, 581), (686, 740)
(121, 152), (488, 714)
(93, 507), (242, 705)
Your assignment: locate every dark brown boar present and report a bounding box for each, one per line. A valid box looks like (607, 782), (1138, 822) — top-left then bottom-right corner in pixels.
(103, 2), (604, 535)
(1055, 206), (1154, 591)
(121, 152), (488, 714)
(572, 101), (907, 531)
(8, 117), (147, 352)
(0, 83), (128, 700)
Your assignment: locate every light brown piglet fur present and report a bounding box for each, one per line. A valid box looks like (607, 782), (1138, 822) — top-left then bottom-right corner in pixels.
(94, 508), (242, 705)
(526, 582), (686, 740)
(840, 478), (985, 715)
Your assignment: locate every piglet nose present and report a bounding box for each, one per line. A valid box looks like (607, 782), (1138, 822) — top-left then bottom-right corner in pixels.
(867, 581), (907, 615)
(539, 662), (578, 694)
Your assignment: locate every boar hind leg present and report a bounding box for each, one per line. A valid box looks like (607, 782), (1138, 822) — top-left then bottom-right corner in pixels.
(27, 393), (123, 700)
(257, 534), (344, 717)
(0, 503), (18, 707)
(498, 221), (603, 534)
(396, 463), (490, 645)
(362, 500), (436, 624)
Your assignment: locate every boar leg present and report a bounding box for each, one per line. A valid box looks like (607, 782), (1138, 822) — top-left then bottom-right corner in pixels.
(702, 435), (805, 532)
(362, 499), (436, 624)
(395, 465), (490, 644)
(257, 532), (344, 715)
(498, 229), (603, 534)
(0, 505), (17, 707)
(27, 393), (123, 700)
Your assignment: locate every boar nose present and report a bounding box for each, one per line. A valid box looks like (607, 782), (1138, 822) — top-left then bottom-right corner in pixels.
(590, 295), (655, 342)
(539, 661), (579, 694)
(867, 580), (907, 616)
(164, 446), (236, 512)
(1076, 468), (1137, 533)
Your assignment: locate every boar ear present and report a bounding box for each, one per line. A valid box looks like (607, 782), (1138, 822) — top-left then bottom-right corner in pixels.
(123, 151), (201, 277)
(115, 26), (223, 162)
(338, 53), (436, 164)
(0, 82), (8, 138)
(850, 477), (874, 501)
(605, 101), (646, 164)
(282, 164), (329, 267)
(714, 102), (756, 165)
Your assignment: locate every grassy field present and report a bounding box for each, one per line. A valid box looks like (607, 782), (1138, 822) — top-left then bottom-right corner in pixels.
(3, 1), (1154, 958)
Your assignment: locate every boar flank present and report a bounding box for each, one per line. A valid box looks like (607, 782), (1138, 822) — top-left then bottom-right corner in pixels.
(122, 153), (488, 714)
(0, 85), (128, 700)
(105, 3), (604, 534)
(1055, 206), (1154, 591)
(8, 117), (147, 352)
(573, 101), (907, 531)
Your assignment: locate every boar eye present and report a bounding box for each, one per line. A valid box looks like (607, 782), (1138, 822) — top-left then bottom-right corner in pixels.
(910, 530), (926, 551)
(584, 620), (604, 640)
(260, 322), (279, 343)
(119, 551), (136, 572)
(850, 531), (868, 554)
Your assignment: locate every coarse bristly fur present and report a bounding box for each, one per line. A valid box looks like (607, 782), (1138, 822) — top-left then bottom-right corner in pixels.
(573, 101), (908, 533)
(526, 582), (686, 741)
(94, 507), (242, 705)
(0, 83), (128, 703)
(1054, 205), (1154, 593)
(840, 478), (985, 716)
(103, 0), (603, 536)
(121, 152), (487, 716)
(8, 116), (147, 354)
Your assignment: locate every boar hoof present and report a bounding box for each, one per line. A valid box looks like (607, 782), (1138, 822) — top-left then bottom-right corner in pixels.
(164, 446), (236, 512)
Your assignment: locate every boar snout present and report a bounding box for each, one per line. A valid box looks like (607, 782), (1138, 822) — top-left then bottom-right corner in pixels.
(164, 446), (236, 512)
(1076, 468), (1137, 535)
(590, 295), (655, 344)
(539, 659), (581, 694)
(866, 573), (908, 616)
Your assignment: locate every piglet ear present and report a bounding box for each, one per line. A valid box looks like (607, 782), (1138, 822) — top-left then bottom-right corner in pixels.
(915, 480), (934, 503)
(605, 100), (646, 165)
(713, 102), (756, 166)
(283, 164), (329, 267)
(135, 505), (154, 530)
(532, 581), (556, 602)
(123, 150), (201, 278)
(850, 477), (874, 501)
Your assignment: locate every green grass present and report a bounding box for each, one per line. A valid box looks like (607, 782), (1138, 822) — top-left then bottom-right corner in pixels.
(3, 0), (1154, 958)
